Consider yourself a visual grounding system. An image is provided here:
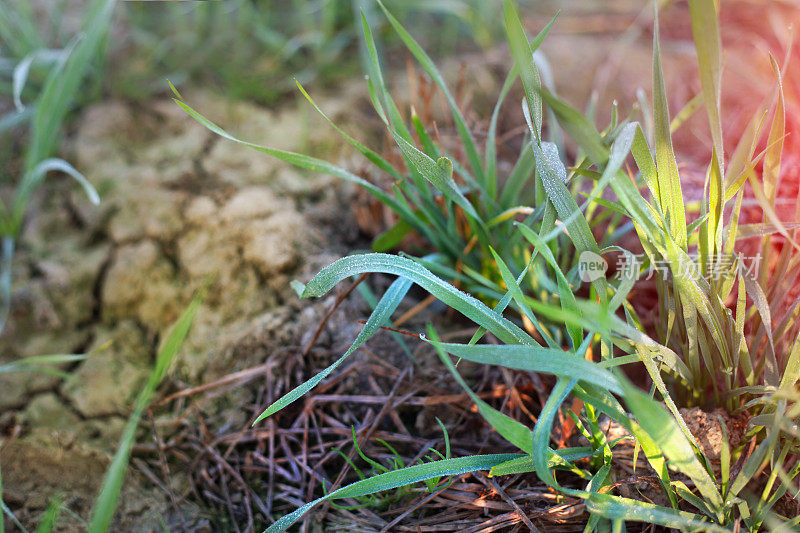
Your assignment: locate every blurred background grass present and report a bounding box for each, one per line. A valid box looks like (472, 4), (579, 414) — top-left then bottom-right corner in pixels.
(1, 0), (504, 108)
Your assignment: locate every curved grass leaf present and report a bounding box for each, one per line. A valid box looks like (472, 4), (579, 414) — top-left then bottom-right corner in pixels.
(585, 493), (726, 531)
(264, 454), (521, 533)
(253, 276), (412, 424)
(173, 98), (422, 235)
(11, 158), (99, 236)
(427, 339), (624, 395)
(12, 49), (66, 112)
(296, 253), (534, 345)
(294, 79), (403, 182)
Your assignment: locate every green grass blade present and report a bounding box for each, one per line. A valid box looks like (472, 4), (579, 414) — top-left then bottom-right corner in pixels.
(429, 338), (623, 395)
(371, 220), (412, 253)
(651, 5), (686, 249)
(253, 276), (412, 423)
(511, 227), (581, 347)
(24, 0), (116, 174)
(724, 134), (780, 202)
(486, 245), (561, 348)
(621, 381), (724, 515)
(530, 139), (608, 303)
(730, 412), (782, 497)
(430, 327), (534, 454)
(88, 290), (203, 533)
(34, 493), (63, 533)
(503, 0), (544, 139)
(762, 56), (785, 209)
(12, 49), (65, 112)
(264, 454), (521, 533)
(410, 107), (441, 159)
(296, 253), (534, 345)
(536, 88), (608, 166)
(13, 158), (100, 233)
(485, 67), (518, 198)
(669, 92), (704, 134)
(532, 378), (575, 489)
(294, 79), (403, 181)
(735, 222), (800, 240)
(741, 267), (778, 385)
(377, 0), (487, 188)
(717, 414), (731, 498)
(585, 493), (725, 531)
(760, 56), (787, 287)
(360, 12), (415, 144)
(498, 142), (536, 208)
(582, 122), (660, 247)
(0, 1), (45, 58)
(355, 282), (414, 361)
(0, 353), (86, 379)
(688, 0), (723, 169)
(780, 329), (800, 390)
(173, 98), (422, 233)
(0, 237), (12, 334)
(489, 448), (595, 476)
(689, 0), (724, 259)
(390, 132), (481, 223)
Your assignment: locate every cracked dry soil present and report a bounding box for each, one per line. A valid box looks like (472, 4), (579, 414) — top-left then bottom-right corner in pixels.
(0, 83), (377, 531)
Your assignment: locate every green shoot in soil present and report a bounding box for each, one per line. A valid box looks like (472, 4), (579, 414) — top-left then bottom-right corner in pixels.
(88, 290), (203, 532)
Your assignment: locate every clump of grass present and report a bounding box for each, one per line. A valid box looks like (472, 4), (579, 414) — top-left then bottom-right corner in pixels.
(586, 1), (800, 413)
(542, 2), (800, 527)
(178, 0), (799, 530)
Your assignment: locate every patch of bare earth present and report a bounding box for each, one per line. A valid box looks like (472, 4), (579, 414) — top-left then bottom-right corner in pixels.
(0, 81), (374, 530)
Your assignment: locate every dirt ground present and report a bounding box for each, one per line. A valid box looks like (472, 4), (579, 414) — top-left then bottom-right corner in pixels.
(0, 80), (378, 530)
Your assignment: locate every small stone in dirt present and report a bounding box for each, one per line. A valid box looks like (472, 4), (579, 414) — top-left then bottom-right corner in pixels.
(22, 393), (81, 432)
(61, 321), (151, 418)
(680, 406), (740, 462)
